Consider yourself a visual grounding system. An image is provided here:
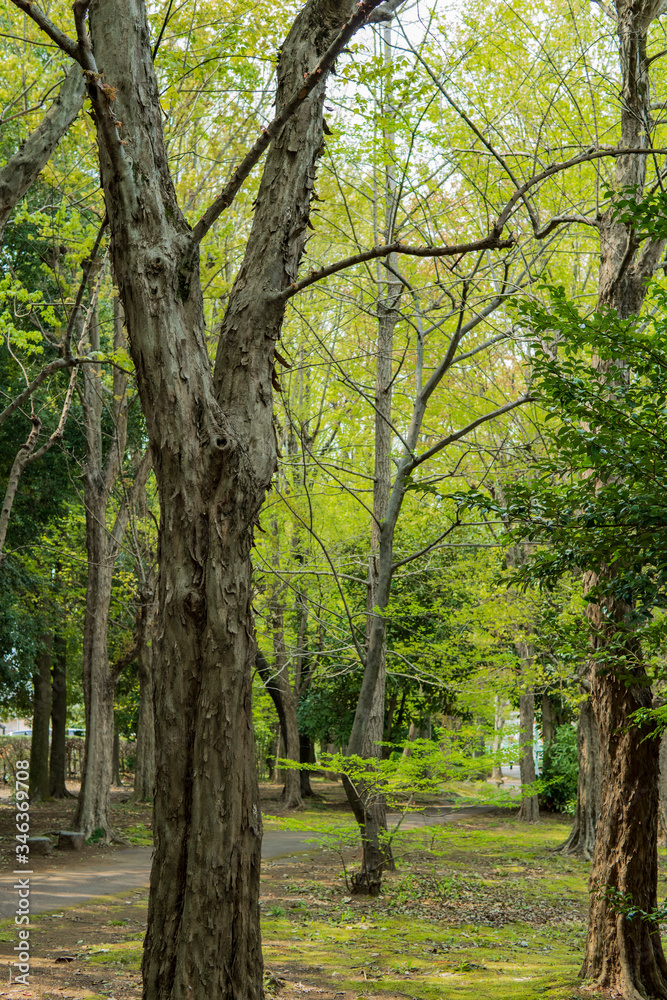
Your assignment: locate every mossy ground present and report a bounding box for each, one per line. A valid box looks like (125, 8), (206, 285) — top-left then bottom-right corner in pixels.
(4, 780), (663, 999)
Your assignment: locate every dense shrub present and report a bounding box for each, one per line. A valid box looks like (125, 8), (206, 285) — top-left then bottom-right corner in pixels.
(540, 724), (578, 814)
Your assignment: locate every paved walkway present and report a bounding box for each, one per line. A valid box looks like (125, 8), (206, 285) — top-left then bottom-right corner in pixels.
(0, 831), (318, 918)
(0, 805), (500, 918)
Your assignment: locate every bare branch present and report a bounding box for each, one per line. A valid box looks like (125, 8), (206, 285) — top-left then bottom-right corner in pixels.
(277, 233), (515, 300)
(0, 65), (85, 244)
(533, 213), (600, 238)
(407, 394), (534, 473)
(6, 0), (79, 60)
(0, 358), (78, 428)
(192, 0), (400, 242)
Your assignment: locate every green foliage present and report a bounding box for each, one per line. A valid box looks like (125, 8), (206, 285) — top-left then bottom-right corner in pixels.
(539, 725), (578, 815)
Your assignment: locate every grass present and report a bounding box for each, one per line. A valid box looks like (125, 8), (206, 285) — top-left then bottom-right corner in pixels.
(1, 786), (636, 999)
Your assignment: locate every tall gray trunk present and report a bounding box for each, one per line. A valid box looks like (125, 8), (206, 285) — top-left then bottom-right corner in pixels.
(73, 296), (149, 837)
(73, 302), (118, 835)
(492, 695), (504, 781)
(517, 688), (539, 822)
(49, 632), (69, 798)
(133, 590), (156, 803)
(29, 634), (52, 801)
(342, 19), (402, 891)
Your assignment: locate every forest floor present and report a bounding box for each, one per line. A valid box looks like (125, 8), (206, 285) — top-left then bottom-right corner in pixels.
(0, 779), (643, 1000)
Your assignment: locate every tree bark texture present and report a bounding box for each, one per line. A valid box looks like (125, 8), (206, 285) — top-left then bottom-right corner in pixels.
(84, 0), (366, 994)
(49, 632), (70, 798)
(559, 697), (600, 859)
(581, 0), (667, 993)
(659, 732), (667, 847)
(0, 65), (85, 245)
(581, 605), (667, 997)
(517, 688), (540, 822)
(29, 633), (52, 801)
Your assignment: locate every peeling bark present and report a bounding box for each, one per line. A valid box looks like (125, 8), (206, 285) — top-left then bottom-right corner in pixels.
(80, 0), (374, 992)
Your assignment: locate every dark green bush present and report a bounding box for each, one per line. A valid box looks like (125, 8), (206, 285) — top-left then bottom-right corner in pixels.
(540, 724), (578, 814)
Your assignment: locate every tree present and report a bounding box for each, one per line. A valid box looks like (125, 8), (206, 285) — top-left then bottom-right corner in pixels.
(7, 0), (667, 992)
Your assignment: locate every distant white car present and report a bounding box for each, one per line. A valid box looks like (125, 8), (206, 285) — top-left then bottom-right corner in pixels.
(8, 729), (32, 737)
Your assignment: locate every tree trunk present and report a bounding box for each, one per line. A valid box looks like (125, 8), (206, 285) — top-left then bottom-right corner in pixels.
(73, 296), (150, 837)
(133, 612), (156, 803)
(658, 731), (667, 847)
(300, 734), (314, 797)
(579, 0), (667, 991)
(517, 690), (539, 822)
(558, 697), (600, 859)
(112, 729), (122, 787)
(49, 632), (70, 798)
(492, 695), (504, 781)
(83, 0), (385, 992)
(342, 19), (402, 890)
(29, 634), (52, 801)
(256, 647), (303, 809)
(581, 615), (667, 997)
(74, 459), (116, 837)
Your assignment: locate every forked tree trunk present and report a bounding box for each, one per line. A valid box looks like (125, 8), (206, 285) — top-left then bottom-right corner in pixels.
(49, 632), (70, 798)
(256, 649), (303, 808)
(29, 634), (52, 801)
(84, 0), (368, 992)
(558, 697), (600, 859)
(270, 583), (303, 810)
